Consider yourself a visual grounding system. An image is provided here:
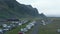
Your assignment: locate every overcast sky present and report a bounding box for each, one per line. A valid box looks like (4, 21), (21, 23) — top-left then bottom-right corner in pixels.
(16, 0), (60, 17)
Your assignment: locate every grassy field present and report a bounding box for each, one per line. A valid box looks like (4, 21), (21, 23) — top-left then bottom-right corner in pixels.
(38, 17), (60, 34)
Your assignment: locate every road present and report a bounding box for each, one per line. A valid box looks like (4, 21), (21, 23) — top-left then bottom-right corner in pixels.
(30, 21), (41, 34)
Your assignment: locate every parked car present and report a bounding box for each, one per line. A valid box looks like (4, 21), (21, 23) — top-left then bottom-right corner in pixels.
(3, 28), (9, 33)
(18, 23), (22, 26)
(10, 24), (16, 28)
(23, 28), (28, 32)
(26, 24), (32, 30)
(0, 29), (4, 34)
(2, 24), (7, 28)
(21, 28), (28, 32)
(21, 28), (24, 32)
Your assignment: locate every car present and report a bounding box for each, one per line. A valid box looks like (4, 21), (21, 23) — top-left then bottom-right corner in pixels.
(10, 24), (16, 28)
(15, 22), (19, 23)
(22, 20), (29, 24)
(2, 24), (7, 28)
(18, 32), (23, 34)
(7, 25), (13, 30)
(23, 28), (28, 32)
(26, 25), (32, 30)
(18, 23), (22, 26)
(29, 23), (34, 26)
(23, 20), (28, 23)
(26, 26), (31, 30)
(3, 25), (12, 31)
(0, 29), (4, 34)
(3, 28), (9, 33)
(21, 28), (28, 32)
(21, 28), (24, 32)
(18, 31), (25, 34)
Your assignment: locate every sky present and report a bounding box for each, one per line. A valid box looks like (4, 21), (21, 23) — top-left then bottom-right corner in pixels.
(16, 0), (60, 17)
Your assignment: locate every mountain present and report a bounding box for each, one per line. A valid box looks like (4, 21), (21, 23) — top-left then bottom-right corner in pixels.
(0, 0), (45, 19)
(0, 0), (39, 19)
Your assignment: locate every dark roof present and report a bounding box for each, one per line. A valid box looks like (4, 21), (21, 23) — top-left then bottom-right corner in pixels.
(7, 18), (19, 21)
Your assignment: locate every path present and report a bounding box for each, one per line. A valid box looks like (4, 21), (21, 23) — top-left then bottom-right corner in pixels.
(30, 21), (40, 34)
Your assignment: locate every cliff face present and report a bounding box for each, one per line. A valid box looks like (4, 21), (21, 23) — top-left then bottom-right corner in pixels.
(0, 0), (44, 19)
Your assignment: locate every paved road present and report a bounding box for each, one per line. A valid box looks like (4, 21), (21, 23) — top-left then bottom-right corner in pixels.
(30, 21), (40, 34)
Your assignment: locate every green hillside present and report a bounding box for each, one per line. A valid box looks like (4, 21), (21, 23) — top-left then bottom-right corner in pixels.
(0, 0), (40, 19)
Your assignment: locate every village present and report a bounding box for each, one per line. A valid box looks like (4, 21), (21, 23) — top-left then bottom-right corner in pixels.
(0, 18), (54, 34)
(0, 18), (37, 34)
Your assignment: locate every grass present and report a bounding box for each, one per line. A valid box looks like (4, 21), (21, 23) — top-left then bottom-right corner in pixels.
(38, 18), (60, 34)
(20, 17), (60, 34)
(0, 26), (2, 29)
